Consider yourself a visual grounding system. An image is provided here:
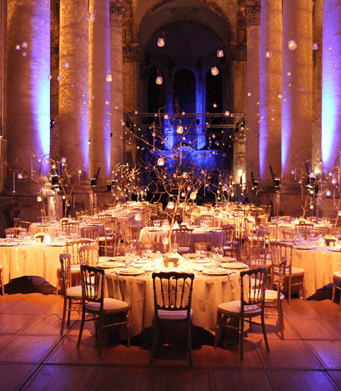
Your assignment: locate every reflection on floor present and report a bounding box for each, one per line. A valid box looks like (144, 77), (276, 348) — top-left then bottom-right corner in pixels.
(0, 292), (341, 390)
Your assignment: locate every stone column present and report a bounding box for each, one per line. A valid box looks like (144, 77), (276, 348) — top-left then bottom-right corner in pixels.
(231, 44), (247, 186)
(282, 0), (313, 186)
(110, 2), (125, 169)
(259, 0), (282, 187)
(322, 0), (341, 175)
(245, 1), (261, 192)
(0, 0), (7, 193)
(312, 0), (322, 173)
(7, 0), (50, 190)
(89, 0), (111, 185)
(59, 0), (89, 180)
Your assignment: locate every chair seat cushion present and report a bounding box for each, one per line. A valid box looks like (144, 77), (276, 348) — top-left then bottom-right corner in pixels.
(65, 285), (82, 298)
(275, 267), (305, 276)
(333, 271), (341, 279)
(286, 267), (304, 276)
(218, 300), (261, 315)
(264, 289), (285, 301)
(86, 298), (129, 312)
(158, 308), (193, 320)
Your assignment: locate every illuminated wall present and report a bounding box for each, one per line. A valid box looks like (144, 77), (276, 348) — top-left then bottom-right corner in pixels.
(7, 0), (50, 177)
(322, 0), (341, 174)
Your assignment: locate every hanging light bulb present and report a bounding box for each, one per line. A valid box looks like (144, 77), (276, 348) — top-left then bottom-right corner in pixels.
(176, 124), (183, 134)
(288, 40), (297, 50)
(157, 32), (165, 47)
(157, 157), (164, 166)
(155, 70), (163, 85)
(106, 70), (112, 82)
(211, 65), (219, 76)
(217, 49), (224, 58)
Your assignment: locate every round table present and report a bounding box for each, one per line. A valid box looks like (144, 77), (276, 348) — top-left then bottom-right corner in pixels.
(293, 246), (341, 298)
(139, 227), (224, 252)
(103, 256), (243, 337)
(0, 239), (66, 287)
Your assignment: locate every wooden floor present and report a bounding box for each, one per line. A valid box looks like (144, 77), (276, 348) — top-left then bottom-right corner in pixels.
(0, 292), (341, 391)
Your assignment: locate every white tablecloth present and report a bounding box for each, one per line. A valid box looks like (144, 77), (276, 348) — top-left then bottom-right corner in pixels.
(293, 247), (341, 297)
(139, 227), (224, 252)
(105, 270), (240, 337)
(0, 241), (66, 286)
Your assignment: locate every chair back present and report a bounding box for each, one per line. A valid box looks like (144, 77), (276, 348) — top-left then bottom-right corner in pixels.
(152, 272), (195, 319)
(59, 253), (72, 292)
(172, 227), (193, 248)
(244, 217), (256, 235)
(125, 225), (142, 242)
(222, 225), (236, 244)
(240, 267), (267, 310)
(80, 264), (104, 304)
(61, 221), (80, 236)
(275, 259), (287, 297)
(136, 241), (161, 255)
(245, 241), (270, 268)
(82, 227), (100, 240)
(66, 238), (94, 265)
(78, 244), (99, 266)
(255, 230), (270, 248)
(270, 241), (293, 268)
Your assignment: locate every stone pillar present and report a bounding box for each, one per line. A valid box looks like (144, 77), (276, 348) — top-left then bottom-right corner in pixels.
(282, 0), (313, 186)
(312, 0), (322, 173)
(59, 0), (89, 180)
(231, 44), (247, 186)
(0, 0), (7, 193)
(259, 0), (282, 187)
(110, 2), (125, 169)
(89, 0), (111, 185)
(245, 1), (261, 192)
(7, 0), (50, 191)
(322, 0), (341, 175)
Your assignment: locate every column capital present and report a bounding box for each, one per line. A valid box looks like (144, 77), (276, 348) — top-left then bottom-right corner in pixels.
(110, 2), (126, 24)
(245, 3), (261, 26)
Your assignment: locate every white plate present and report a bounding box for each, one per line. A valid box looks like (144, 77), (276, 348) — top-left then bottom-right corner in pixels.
(184, 253), (205, 259)
(295, 246), (315, 250)
(202, 268), (230, 276)
(135, 259), (148, 264)
(0, 242), (18, 247)
(194, 259), (208, 264)
(49, 242), (65, 247)
(99, 262), (123, 268)
(118, 269), (145, 276)
(144, 267), (155, 272)
(219, 257), (237, 263)
(222, 262), (248, 270)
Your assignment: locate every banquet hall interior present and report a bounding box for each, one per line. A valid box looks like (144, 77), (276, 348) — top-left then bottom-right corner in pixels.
(1, 0), (341, 390)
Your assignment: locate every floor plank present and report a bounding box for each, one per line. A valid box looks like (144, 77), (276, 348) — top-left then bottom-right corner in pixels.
(0, 292), (340, 390)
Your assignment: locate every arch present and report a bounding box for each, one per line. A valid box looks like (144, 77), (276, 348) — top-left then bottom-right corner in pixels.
(137, 0), (233, 56)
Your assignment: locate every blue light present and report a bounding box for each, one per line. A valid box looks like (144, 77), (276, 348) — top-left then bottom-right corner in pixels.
(31, 4), (50, 175)
(322, 3), (341, 173)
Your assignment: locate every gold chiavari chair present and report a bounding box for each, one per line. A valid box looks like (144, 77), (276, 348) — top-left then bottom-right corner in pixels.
(78, 244), (99, 267)
(270, 241), (306, 304)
